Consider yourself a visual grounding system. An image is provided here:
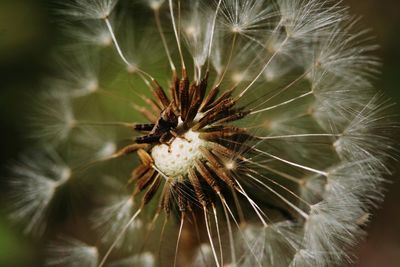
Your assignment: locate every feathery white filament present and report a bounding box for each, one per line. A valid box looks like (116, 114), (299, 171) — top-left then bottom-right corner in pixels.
(46, 238), (99, 267)
(60, 0), (119, 20)
(8, 149), (71, 236)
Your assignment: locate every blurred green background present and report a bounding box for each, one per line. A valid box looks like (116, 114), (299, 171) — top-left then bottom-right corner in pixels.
(0, 0), (399, 266)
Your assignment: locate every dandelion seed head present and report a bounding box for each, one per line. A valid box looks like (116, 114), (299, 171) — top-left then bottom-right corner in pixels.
(7, 0), (397, 266)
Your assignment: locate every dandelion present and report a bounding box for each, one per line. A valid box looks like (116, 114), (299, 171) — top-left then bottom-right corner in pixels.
(6, 0), (396, 267)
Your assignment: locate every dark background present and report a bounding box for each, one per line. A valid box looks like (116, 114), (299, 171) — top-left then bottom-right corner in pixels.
(0, 0), (399, 266)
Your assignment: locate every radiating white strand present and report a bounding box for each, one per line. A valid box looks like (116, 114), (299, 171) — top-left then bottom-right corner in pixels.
(245, 173), (309, 219)
(250, 71), (309, 111)
(154, 7), (176, 71)
(219, 195), (263, 267)
(169, 0), (186, 71)
(221, 199), (237, 266)
(204, 207), (221, 267)
(104, 18), (155, 82)
(216, 136), (328, 178)
(212, 204), (224, 266)
(234, 181), (269, 227)
(173, 213), (185, 267)
(91, 196), (142, 249)
(238, 36), (289, 99)
(251, 146), (328, 176)
(250, 91), (313, 115)
(104, 18), (134, 68)
(257, 133), (341, 140)
(98, 208), (142, 267)
(244, 159), (301, 184)
(245, 166), (312, 208)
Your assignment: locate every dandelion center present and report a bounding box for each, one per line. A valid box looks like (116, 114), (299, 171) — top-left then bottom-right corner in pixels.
(151, 130), (206, 177)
